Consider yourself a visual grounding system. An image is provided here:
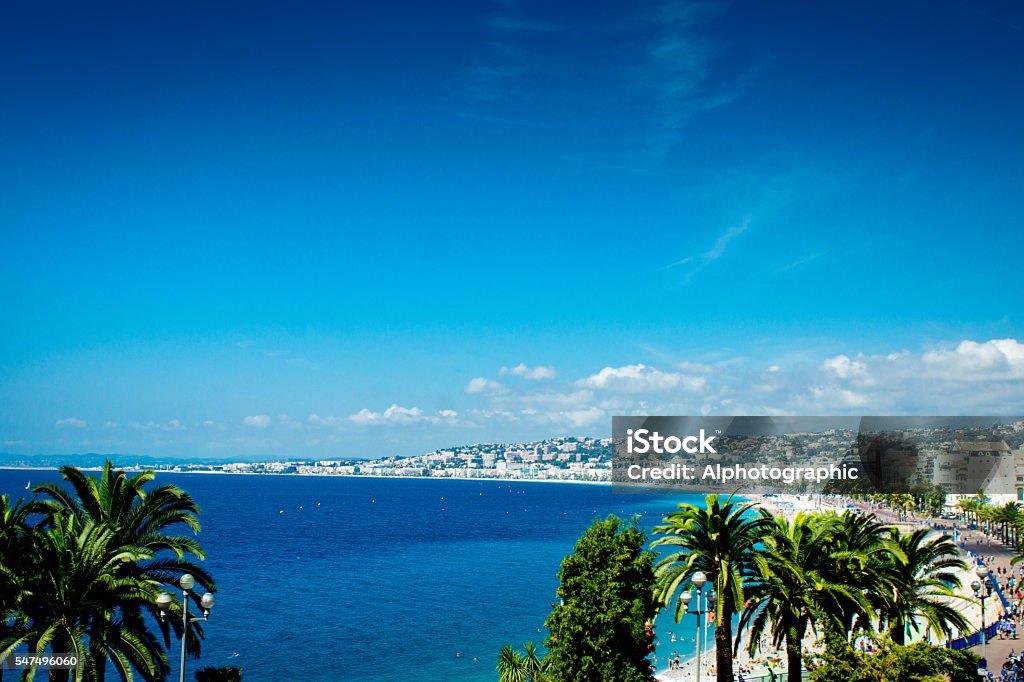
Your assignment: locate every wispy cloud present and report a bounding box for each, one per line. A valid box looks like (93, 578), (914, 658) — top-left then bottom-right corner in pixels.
(55, 417), (87, 428)
(666, 215), (751, 283)
(487, 14), (553, 34)
(460, 0), (756, 171)
(776, 252), (822, 273)
(243, 415), (272, 428)
(500, 363), (557, 380)
(131, 419), (186, 432)
(638, 1), (722, 162)
(465, 1), (547, 102)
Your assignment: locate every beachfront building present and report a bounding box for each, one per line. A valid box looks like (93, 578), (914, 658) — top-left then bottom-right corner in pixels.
(1017, 448), (1024, 501)
(934, 440), (1018, 506)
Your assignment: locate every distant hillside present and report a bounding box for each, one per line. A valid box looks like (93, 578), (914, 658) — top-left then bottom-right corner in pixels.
(0, 453), (282, 468)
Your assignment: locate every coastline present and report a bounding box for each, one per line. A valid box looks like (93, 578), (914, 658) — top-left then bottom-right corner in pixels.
(0, 465), (611, 486)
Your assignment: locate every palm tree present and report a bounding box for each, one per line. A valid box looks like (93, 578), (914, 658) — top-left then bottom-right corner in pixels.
(33, 462), (213, 590)
(739, 511), (872, 682)
(990, 503), (1022, 546)
(651, 494), (767, 682)
(194, 667), (242, 682)
(957, 499), (976, 524)
(497, 642), (546, 682)
(876, 527), (969, 645)
(976, 504), (994, 536)
(815, 510), (896, 639)
(0, 495), (35, 610)
(34, 461), (214, 680)
(0, 495), (39, 682)
(10, 514), (168, 682)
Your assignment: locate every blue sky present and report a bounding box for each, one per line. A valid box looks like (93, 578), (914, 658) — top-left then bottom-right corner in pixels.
(2, 0), (1024, 458)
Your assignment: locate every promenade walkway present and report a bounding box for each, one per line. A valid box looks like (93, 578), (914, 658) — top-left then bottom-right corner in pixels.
(864, 503), (1023, 677)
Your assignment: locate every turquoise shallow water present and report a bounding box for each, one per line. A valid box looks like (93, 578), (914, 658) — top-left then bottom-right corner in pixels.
(0, 470), (704, 681)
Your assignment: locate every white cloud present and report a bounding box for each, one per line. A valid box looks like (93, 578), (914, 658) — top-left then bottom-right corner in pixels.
(131, 419), (186, 432)
(308, 414), (345, 427)
(175, 337), (1024, 450)
(810, 386), (869, 408)
(347, 405), (460, 427)
(466, 377), (506, 395)
(278, 415), (304, 431)
(516, 389), (595, 408)
(55, 417), (87, 428)
(554, 408), (605, 428)
(500, 363), (557, 380)
(747, 338), (1024, 414)
(243, 415), (272, 428)
(823, 354), (868, 380)
(578, 364), (707, 393)
(922, 339), (1024, 381)
(676, 361), (714, 373)
(468, 408), (521, 423)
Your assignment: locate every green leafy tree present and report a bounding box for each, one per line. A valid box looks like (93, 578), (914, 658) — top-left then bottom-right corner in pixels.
(651, 494), (767, 682)
(808, 633), (978, 682)
(543, 516), (658, 682)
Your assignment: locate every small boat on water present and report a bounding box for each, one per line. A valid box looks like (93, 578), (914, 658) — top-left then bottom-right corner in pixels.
(25, 480), (30, 489)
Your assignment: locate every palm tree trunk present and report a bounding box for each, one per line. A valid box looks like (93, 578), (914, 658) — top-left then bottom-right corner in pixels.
(786, 622), (804, 682)
(715, 594), (735, 682)
(91, 617), (106, 682)
(47, 629), (71, 682)
(890, 617), (905, 646)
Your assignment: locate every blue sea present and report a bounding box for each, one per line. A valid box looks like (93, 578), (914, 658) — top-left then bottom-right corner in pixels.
(0, 470), (706, 681)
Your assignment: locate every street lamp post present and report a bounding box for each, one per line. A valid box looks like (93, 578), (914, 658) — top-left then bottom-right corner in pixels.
(971, 565), (993, 674)
(706, 589), (716, 672)
(679, 572), (715, 682)
(157, 574), (216, 682)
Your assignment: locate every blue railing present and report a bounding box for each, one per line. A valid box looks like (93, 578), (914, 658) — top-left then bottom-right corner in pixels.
(738, 669), (809, 682)
(946, 558), (1012, 650)
(990, 575), (1012, 609)
(947, 622), (1002, 651)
